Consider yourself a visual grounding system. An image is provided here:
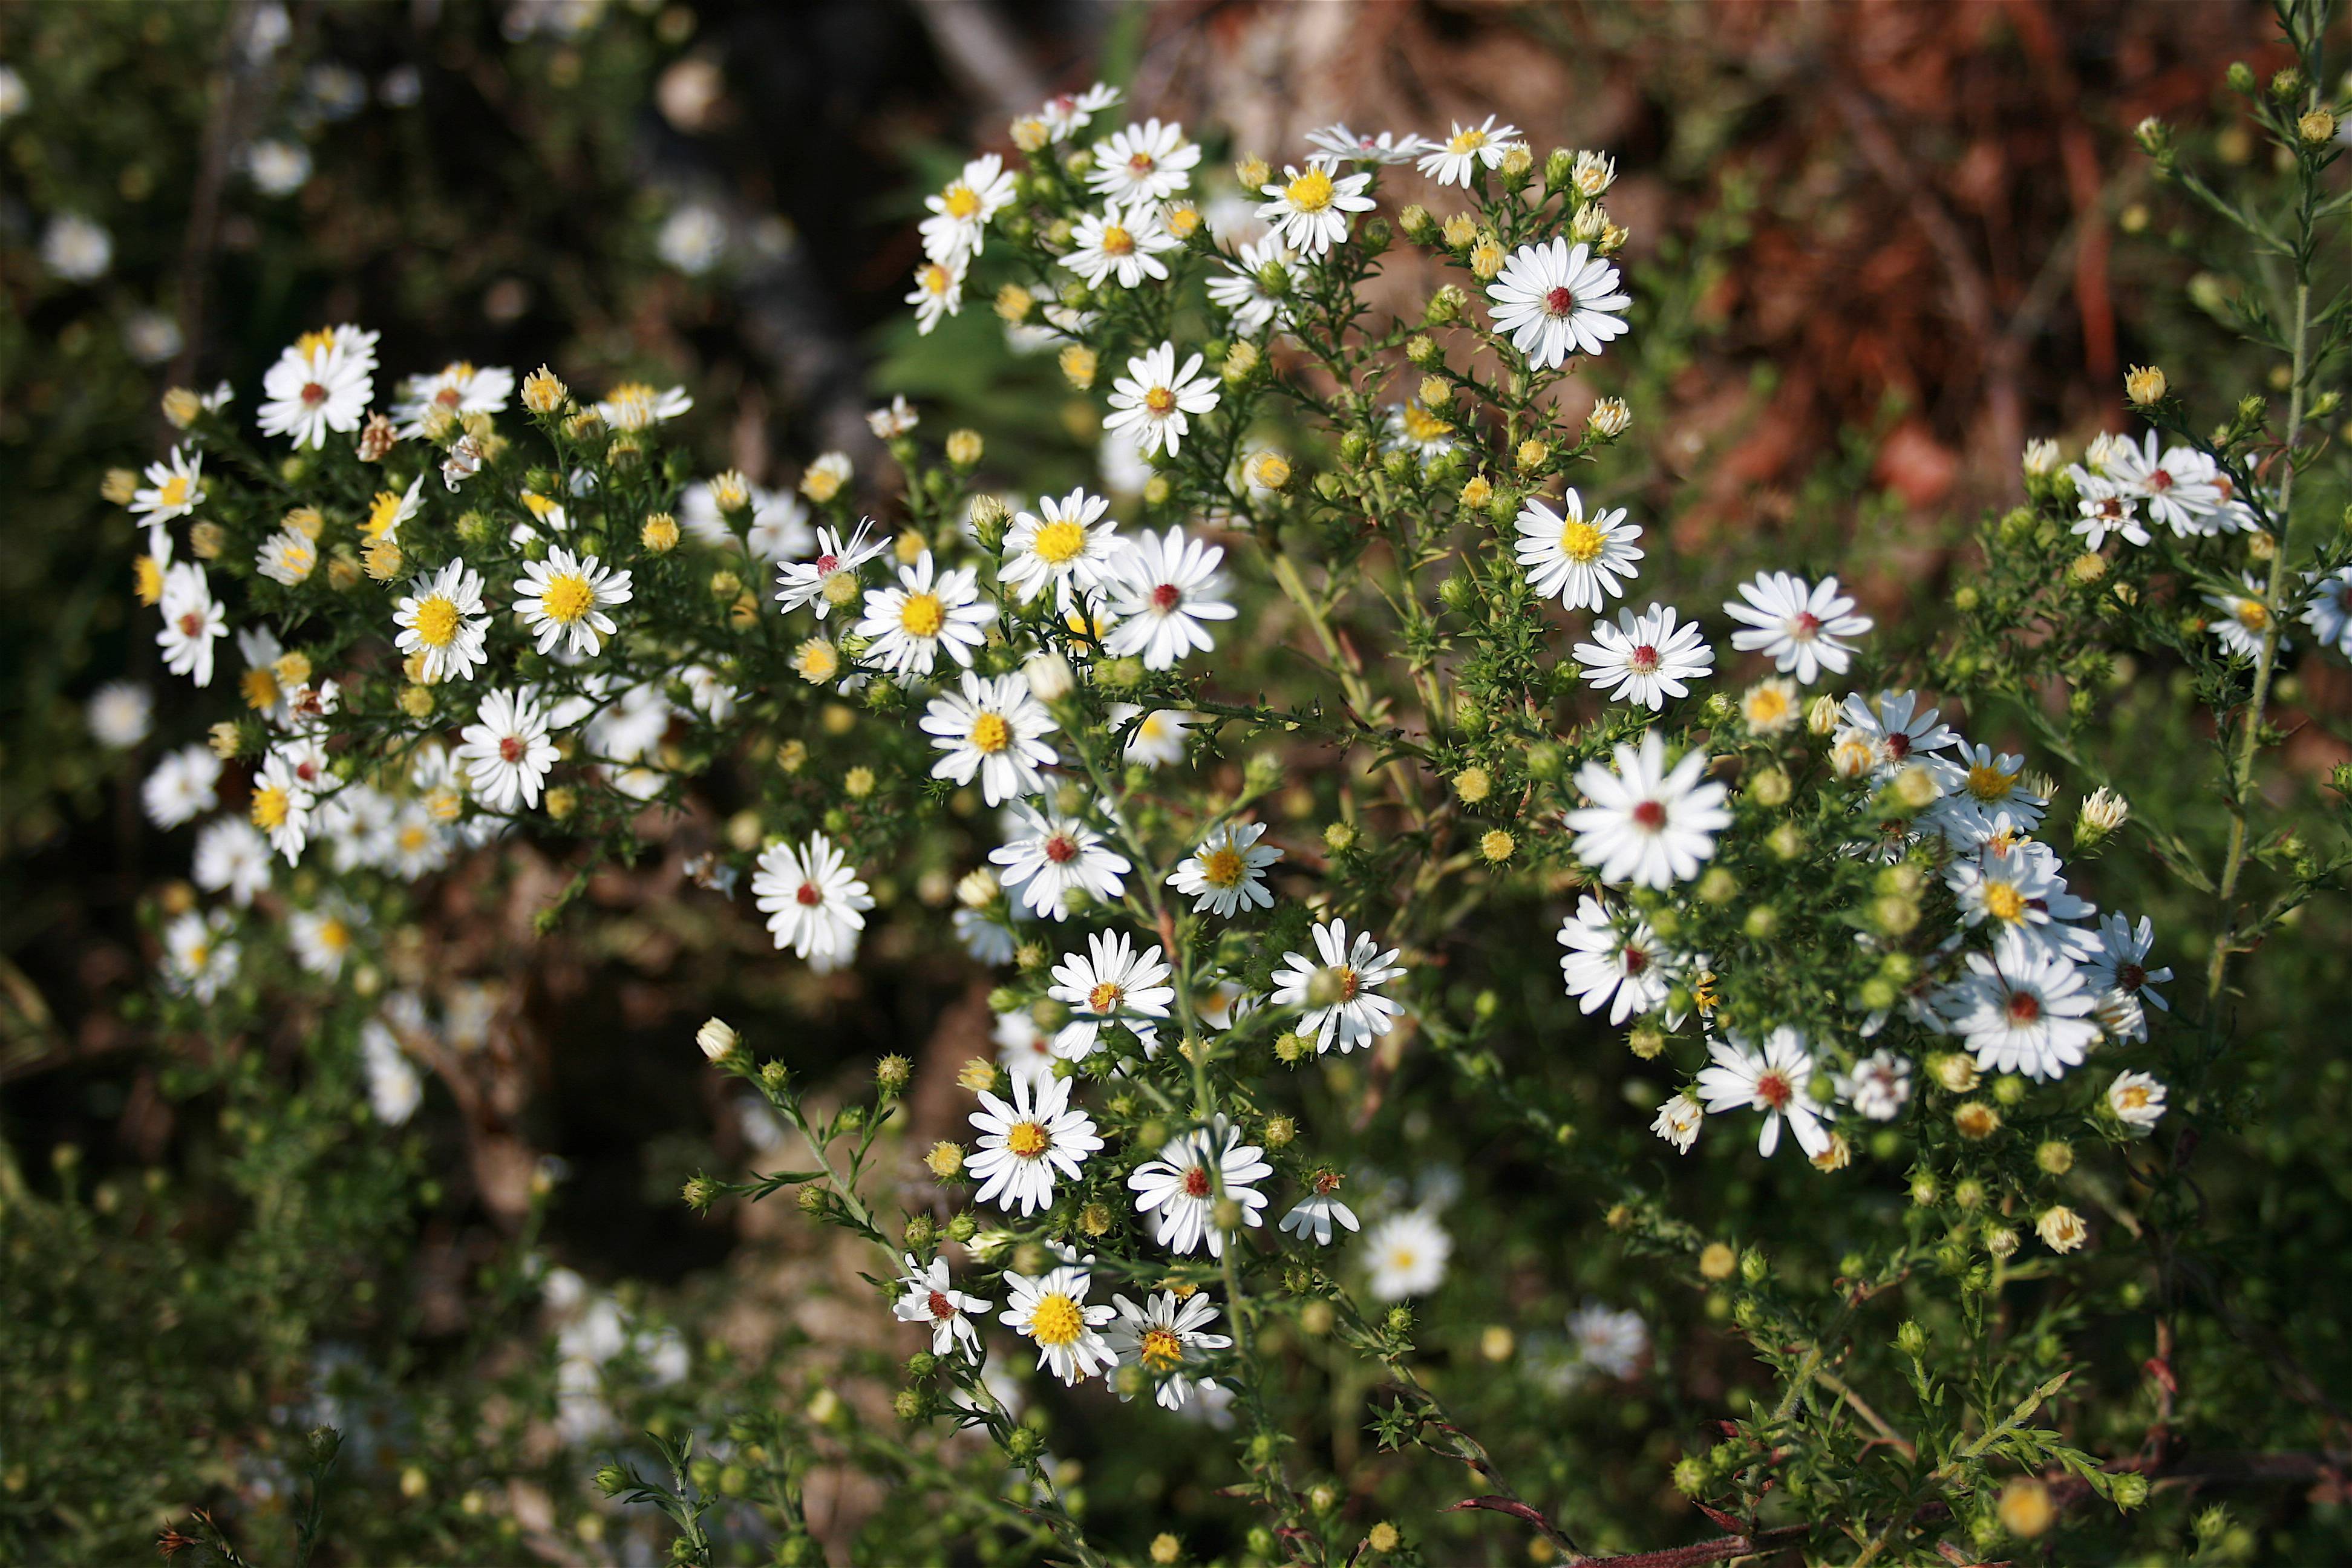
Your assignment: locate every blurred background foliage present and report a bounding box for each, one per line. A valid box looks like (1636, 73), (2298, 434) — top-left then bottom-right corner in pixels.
(7, 1), (2351, 1564)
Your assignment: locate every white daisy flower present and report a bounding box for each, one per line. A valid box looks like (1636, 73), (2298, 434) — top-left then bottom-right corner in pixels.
(1833, 1049), (1914, 1122)
(1103, 342), (1220, 460)
(1254, 160), (1376, 258)
(1930, 745), (2047, 841)
(157, 563), (227, 687)
(2069, 471), (2151, 551)
(593, 382), (693, 431)
(1573, 603), (1712, 710)
(1832, 690), (1962, 780)
(142, 744), (222, 829)
(1566, 732), (1732, 890)
(1303, 123), (1430, 165)
(921, 671), (1059, 806)
(456, 688), (559, 812)
(361, 1016), (423, 1125)
(1651, 1092), (1703, 1152)
(1102, 526), (1235, 668)
(907, 256), (965, 335)
(680, 664), (737, 722)
(1278, 1170), (1362, 1246)
(393, 558), (491, 685)
(1486, 238), (1631, 369)
(867, 395), (919, 439)
(1106, 1290), (1232, 1411)
(920, 152), (1019, 264)
(1514, 490), (1642, 612)
(2080, 912), (2171, 1044)
(1089, 118), (1201, 203)
(1382, 398), (1456, 462)
(1001, 486), (1123, 607)
(289, 900), (363, 980)
(1363, 1208), (1451, 1300)
(247, 746), (317, 864)
(256, 325), (376, 448)
(195, 817), (273, 905)
(853, 550), (994, 678)
(966, 1071), (1103, 1217)
(87, 682), (153, 749)
(1694, 1027), (1833, 1160)
(2300, 567), (2352, 655)
(514, 546), (632, 658)
(1112, 705), (1194, 768)
(391, 361), (514, 437)
(388, 802), (452, 880)
(1557, 895), (1677, 1024)
(1932, 929), (2102, 1081)
(2205, 574), (2285, 661)
(1722, 572), (1872, 685)
(131, 446), (206, 523)
(1416, 116), (1523, 186)
(1047, 928), (1175, 1059)
(255, 526), (320, 587)
(1205, 237), (1299, 336)
(998, 1259), (1117, 1385)
(1947, 839), (2096, 955)
(1567, 1301), (1648, 1380)
(41, 212), (113, 281)
(2106, 1070), (2167, 1131)
(1271, 918), (1405, 1054)
(990, 800), (1131, 920)
(1128, 1119), (1272, 1258)
(752, 832), (874, 972)
(1167, 820), (1281, 918)
(893, 1254), (990, 1361)
(2108, 433), (2224, 536)
(775, 519), (889, 619)
(163, 909), (240, 1002)
(1036, 82), (1121, 142)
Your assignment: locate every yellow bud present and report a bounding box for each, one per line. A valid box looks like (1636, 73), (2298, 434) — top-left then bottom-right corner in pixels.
(1459, 475), (1492, 509)
(642, 512), (680, 552)
(1059, 344), (1097, 390)
(399, 684), (434, 719)
(994, 282), (1034, 322)
(1440, 212), (1478, 249)
(1247, 451), (1291, 490)
(1468, 236), (1505, 280)
(946, 428), (984, 466)
(101, 468), (140, 505)
(544, 786), (577, 821)
(926, 1140), (965, 1179)
(1235, 155), (1271, 191)
(2298, 109), (2337, 146)
(2124, 364), (2167, 406)
(160, 388), (201, 429)
(521, 365), (568, 414)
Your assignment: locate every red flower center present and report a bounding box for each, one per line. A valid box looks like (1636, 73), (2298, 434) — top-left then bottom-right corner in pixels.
(1792, 612), (1822, 639)
(435, 387), (463, 408)
(815, 554), (838, 573)
(1128, 152), (1155, 174)
(1884, 733), (1911, 759)
(1755, 1070), (1793, 1109)
(1151, 583), (1182, 612)
(498, 736), (524, 763)
(1182, 1166), (1212, 1198)
(796, 882), (823, 906)
(2007, 990), (2043, 1024)
(1044, 833), (1079, 864)
(1628, 644), (1659, 675)
(2149, 468), (2172, 492)
(2117, 962), (2145, 991)
(300, 381), (327, 407)
(1632, 800), (1667, 831)
(177, 612), (203, 636)
(1544, 285), (1576, 317)
(928, 1290), (954, 1320)
(1622, 943), (1649, 975)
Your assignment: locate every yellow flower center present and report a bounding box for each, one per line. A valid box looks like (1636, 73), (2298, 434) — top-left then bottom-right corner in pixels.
(1200, 846), (1246, 887)
(1028, 1292), (1083, 1347)
(523, 491), (561, 523)
(968, 712), (1011, 754)
(252, 786), (290, 830)
(1448, 128), (1488, 154)
(1965, 763), (2017, 803)
(1400, 403), (1452, 443)
(1100, 223), (1134, 257)
(793, 639), (840, 682)
(242, 668), (280, 711)
(1087, 981), (1125, 1015)
(2120, 1085), (2151, 1111)
(364, 490), (405, 540)
(1982, 883), (2027, 923)
(2236, 598), (2270, 631)
(1386, 1246), (1418, 1271)
(1032, 519), (1087, 564)
(1560, 518), (1606, 563)
(1745, 688), (1790, 725)
(1140, 1326), (1184, 1371)
(918, 263), (952, 299)
(1007, 1120), (1051, 1158)
(1284, 167), (1334, 212)
(158, 475), (191, 508)
(539, 573), (595, 624)
(899, 592), (946, 638)
(399, 825), (431, 854)
(185, 941), (210, 970)
(942, 183), (982, 220)
(1144, 385), (1177, 415)
(135, 557), (163, 606)
(317, 918), (350, 952)
(426, 787), (463, 823)
(413, 595), (461, 647)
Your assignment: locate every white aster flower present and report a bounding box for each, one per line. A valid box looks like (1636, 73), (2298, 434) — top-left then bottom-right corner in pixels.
(1304, 123), (1429, 165)
(967, 1072), (1103, 1218)
(255, 526), (319, 587)
(2204, 574), (2286, 661)
(1565, 732), (1731, 890)
(195, 817), (273, 904)
(1833, 690), (1962, 780)
(656, 203), (727, 275)
(999, 1260), (1117, 1385)
(143, 744), (222, 829)
(681, 479), (815, 563)
(1573, 603), (1711, 710)
(257, 325), (376, 448)
(87, 682), (153, 749)
(41, 212), (113, 281)
(752, 832), (874, 971)
(163, 909), (240, 1002)
(1103, 341), (1220, 459)
(921, 153), (1019, 264)
(990, 800), (1131, 920)
(894, 1254), (990, 1361)
(1651, 1091), (1703, 1152)
(1363, 1208), (1451, 1300)
(1281, 1167), (1361, 1244)
(1416, 115), (1522, 186)
(1063, 195), (1186, 289)
(2106, 1069), (2167, 1131)
(1047, 928), (1175, 1059)
(1091, 117), (1200, 203)
(853, 550), (994, 678)
(1112, 705), (1193, 768)
(1947, 838), (2096, 955)
(1105, 1290), (1232, 1412)
(2069, 471), (2151, 551)
(1167, 820), (1281, 918)
(1102, 526), (1235, 668)
(993, 1006), (1056, 1085)
(1128, 1119), (1272, 1256)
(157, 563), (227, 687)
(1567, 1301), (1648, 1380)
(921, 670), (1059, 806)
(866, 395), (919, 440)
(1695, 1027), (1832, 1160)
(2080, 912), (2171, 1043)
(456, 688), (558, 812)
(1514, 489), (1641, 612)
(1931, 745), (2048, 841)
(1380, 398), (1456, 463)
(593, 381), (692, 431)
(289, 900), (363, 979)
(514, 546), (632, 658)
(2300, 567), (2352, 656)
(1205, 237), (1299, 336)
(1486, 238), (1631, 368)
(1834, 1048), (1914, 1122)
(1557, 895), (1677, 1025)
(247, 747), (316, 864)
(131, 446), (206, 523)
(775, 518), (889, 619)
(1254, 160), (1376, 258)
(1001, 486), (1123, 607)
(2108, 433), (2224, 536)
(361, 1016), (423, 1124)
(393, 558), (491, 685)
(391, 361), (514, 437)
(1932, 929), (2102, 1081)
(1034, 81), (1122, 142)
(1271, 918), (1405, 1054)
(907, 256), (965, 335)
(1722, 572), (1872, 685)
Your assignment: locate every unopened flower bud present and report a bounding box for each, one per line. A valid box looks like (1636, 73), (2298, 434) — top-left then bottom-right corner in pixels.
(696, 1018), (740, 1063)
(1059, 345), (1097, 390)
(2036, 1204), (2088, 1253)
(161, 388), (202, 430)
(2299, 110), (2337, 146)
(925, 1140), (964, 1179)
(2125, 364), (2167, 406)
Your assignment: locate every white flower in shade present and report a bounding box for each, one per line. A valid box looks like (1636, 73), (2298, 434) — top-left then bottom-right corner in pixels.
(999, 1261), (1117, 1385)
(894, 1255), (990, 1361)
(1304, 123), (1430, 164)
(1089, 119), (1200, 203)
(388, 802), (452, 880)
(157, 563), (227, 687)
(1103, 342), (1220, 460)
(255, 527), (320, 587)
(682, 480), (814, 563)
(1566, 733), (1732, 890)
(967, 1072), (1103, 1217)
(1066, 200), (1181, 290)
(867, 395), (919, 439)
(1271, 918), (1405, 1054)
(2070, 472), (2151, 551)
(88, 682), (153, 749)
(131, 446), (206, 523)
(2204, 574), (2286, 661)
(143, 744), (221, 829)
(247, 748), (316, 864)
(990, 800), (1131, 920)
(1567, 1301), (1648, 1380)
(290, 900), (363, 979)
(1834, 1049), (1914, 1122)
(1930, 745), (2048, 841)
(457, 688), (558, 812)
(1487, 238), (1632, 368)
(1833, 690), (1962, 780)
(391, 361), (514, 437)
(1932, 929), (2102, 1081)
(907, 256), (965, 335)
(1557, 895), (1676, 1024)
(1106, 1290), (1233, 1411)
(1947, 837), (2096, 956)
(854, 550), (994, 678)
(922, 671), (1059, 806)
(1573, 603), (1711, 710)
(1103, 526), (1235, 668)
(163, 910), (240, 1003)
(1168, 821), (1281, 917)
(1112, 705), (1193, 768)
(257, 325), (376, 448)
(994, 1007), (1056, 1086)
(2107, 1070), (2167, 1131)
(1206, 236), (1299, 336)
(1036, 82), (1120, 142)
(752, 832), (874, 971)
(242, 137), (310, 195)
(593, 382), (692, 431)
(1695, 1027), (1833, 1159)
(2301, 567), (2352, 655)
(1001, 486), (1123, 607)
(361, 1017), (422, 1125)
(1723, 572), (1872, 685)
(1128, 1119), (1273, 1258)
(515, 546), (632, 658)
(775, 519), (889, 619)
(1514, 490), (1641, 612)
(41, 213), (113, 281)
(2108, 433), (2224, 536)
(1279, 1170), (1361, 1246)
(1417, 116), (1523, 186)
(393, 559), (491, 684)
(1651, 1092), (1703, 1153)
(680, 664), (736, 722)
(1381, 399), (1457, 463)
(1363, 1209), (1451, 1300)
(2080, 912), (2171, 1043)
(656, 203), (727, 275)
(195, 818), (273, 905)
(1047, 929), (1175, 1059)
(921, 153), (1019, 264)
(1255, 160), (1376, 258)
